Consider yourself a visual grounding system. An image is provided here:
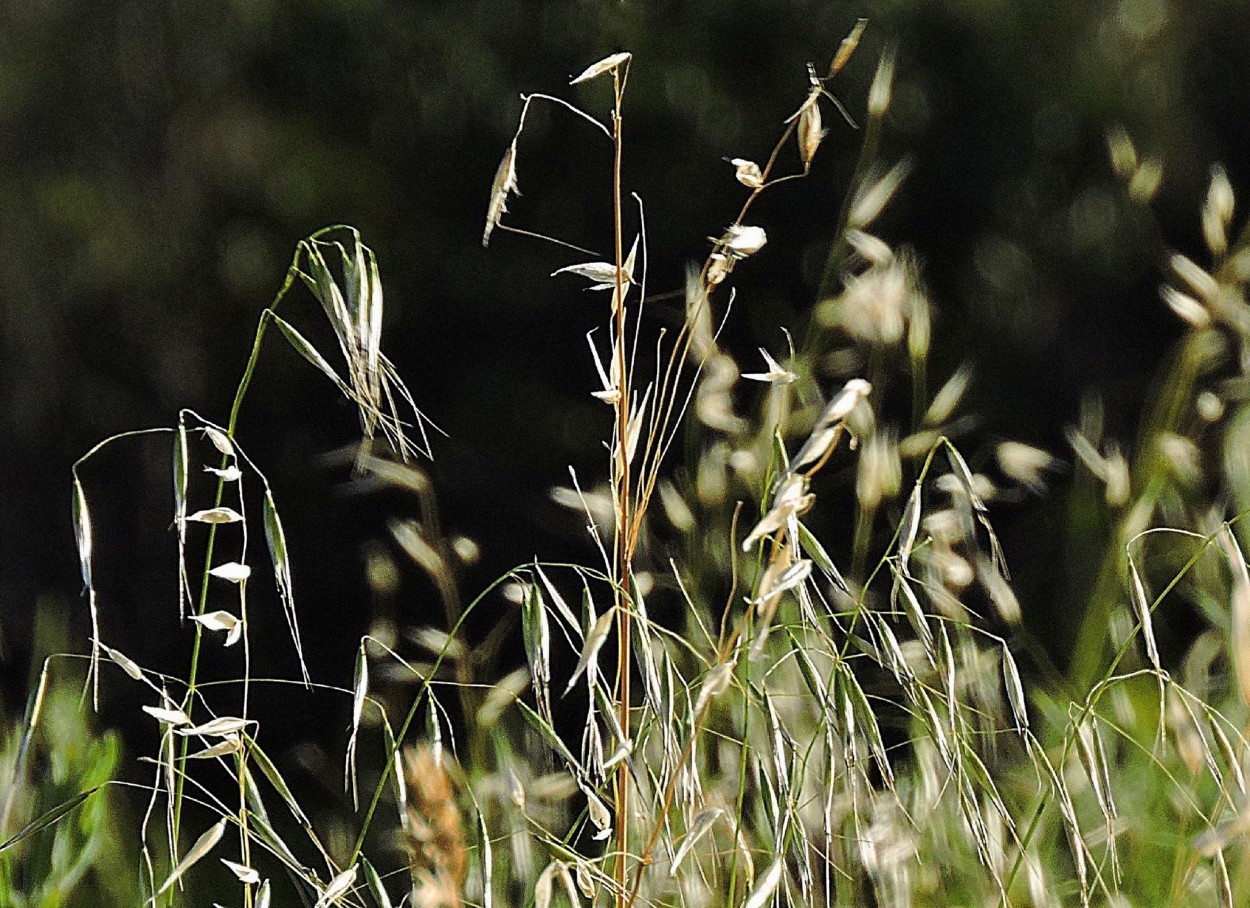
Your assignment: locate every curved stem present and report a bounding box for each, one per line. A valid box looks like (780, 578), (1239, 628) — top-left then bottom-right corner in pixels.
(168, 250), (302, 888)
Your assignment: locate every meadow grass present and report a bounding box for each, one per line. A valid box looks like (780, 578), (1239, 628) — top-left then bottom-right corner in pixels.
(5, 22), (1250, 908)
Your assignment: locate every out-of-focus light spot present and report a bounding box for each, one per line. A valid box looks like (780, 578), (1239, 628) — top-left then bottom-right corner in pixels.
(974, 234), (1034, 294)
(1067, 187), (1118, 251)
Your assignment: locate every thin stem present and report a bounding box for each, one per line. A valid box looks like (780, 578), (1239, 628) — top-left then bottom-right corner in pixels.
(169, 250), (301, 886)
(610, 65), (634, 908)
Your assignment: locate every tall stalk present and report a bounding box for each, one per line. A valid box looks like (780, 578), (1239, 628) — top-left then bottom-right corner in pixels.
(609, 65), (634, 908)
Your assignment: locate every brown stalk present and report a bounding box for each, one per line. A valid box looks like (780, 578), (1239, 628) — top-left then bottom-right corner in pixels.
(611, 64), (635, 908)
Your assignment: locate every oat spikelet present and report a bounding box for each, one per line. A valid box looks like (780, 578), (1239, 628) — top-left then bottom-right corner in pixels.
(403, 744), (467, 908)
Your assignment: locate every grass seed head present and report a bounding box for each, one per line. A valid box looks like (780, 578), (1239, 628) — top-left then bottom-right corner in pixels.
(798, 95), (827, 165)
(728, 157), (764, 188)
(403, 744), (467, 908)
(996, 441), (1058, 494)
(483, 141), (519, 247)
(1106, 126), (1138, 180)
(716, 224), (768, 259)
(1204, 164), (1236, 257)
(1128, 156), (1163, 203)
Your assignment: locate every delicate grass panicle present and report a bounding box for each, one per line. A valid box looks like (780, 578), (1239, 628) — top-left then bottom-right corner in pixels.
(11, 20), (1250, 908)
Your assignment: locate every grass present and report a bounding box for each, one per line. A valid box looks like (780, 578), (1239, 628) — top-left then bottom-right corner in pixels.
(5, 20), (1250, 908)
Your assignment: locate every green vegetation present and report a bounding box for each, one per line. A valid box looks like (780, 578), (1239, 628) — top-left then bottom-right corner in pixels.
(7, 21), (1250, 908)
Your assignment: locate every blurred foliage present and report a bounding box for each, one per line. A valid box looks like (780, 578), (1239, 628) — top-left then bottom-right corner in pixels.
(0, 605), (136, 907)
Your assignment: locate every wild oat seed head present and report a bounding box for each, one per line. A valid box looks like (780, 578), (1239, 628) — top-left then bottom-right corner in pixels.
(830, 18), (869, 77)
(1171, 253), (1219, 302)
(1204, 164), (1235, 257)
(483, 141), (519, 247)
(798, 96), (827, 165)
(856, 429), (901, 510)
(706, 252), (733, 286)
(403, 743), (467, 908)
(1158, 432), (1201, 485)
(867, 49), (896, 118)
(846, 229), (894, 266)
(741, 347), (797, 384)
(1128, 157), (1163, 203)
(1160, 285), (1211, 328)
(907, 292), (931, 360)
(1197, 390), (1225, 422)
(728, 157), (764, 189)
(996, 441), (1058, 494)
(716, 224), (768, 259)
(849, 160), (911, 230)
(1104, 446), (1130, 506)
(1106, 126), (1138, 180)
(830, 258), (911, 345)
(570, 51), (632, 85)
(923, 508), (965, 547)
(695, 354), (745, 433)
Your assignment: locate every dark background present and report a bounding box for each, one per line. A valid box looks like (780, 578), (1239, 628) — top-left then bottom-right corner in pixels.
(2, 0), (1249, 728)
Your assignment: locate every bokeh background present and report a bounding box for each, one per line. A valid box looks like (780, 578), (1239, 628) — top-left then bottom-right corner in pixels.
(2, 0), (1249, 739)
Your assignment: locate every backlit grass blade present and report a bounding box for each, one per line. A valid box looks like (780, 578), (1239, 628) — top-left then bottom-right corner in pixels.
(154, 817), (226, 898)
(0, 787), (101, 855)
(263, 487), (310, 686)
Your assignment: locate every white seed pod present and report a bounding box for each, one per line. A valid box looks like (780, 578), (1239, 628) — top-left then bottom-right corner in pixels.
(798, 95), (826, 165)
(728, 157), (764, 189)
(203, 426), (235, 458)
(189, 735), (244, 760)
(187, 507), (244, 525)
(177, 717), (249, 737)
(996, 441), (1057, 494)
(314, 865), (358, 908)
(190, 610), (243, 647)
(740, 347), (796, 384)
(1204, 164), (1235, 257)
(143, 704), (191, 726)
(101, 643), (144, 681)
(1160, 285), (1210, 329)
(867, 49), (896, 118)
(706, 253), (733, 286)
(155, 819), (227, 897)
(570, 52), (631, 85)
(846, 229), (894, 266)
(849, 160), (911, 230)
(1170, 253), (1219, 303)
(716, 224), (767, 259)
(221, 859), (261, 884)
(483, 141), (519, 247)
(208, 562), (252, 584)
